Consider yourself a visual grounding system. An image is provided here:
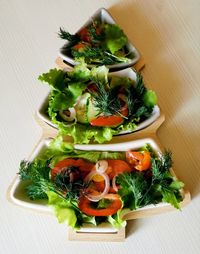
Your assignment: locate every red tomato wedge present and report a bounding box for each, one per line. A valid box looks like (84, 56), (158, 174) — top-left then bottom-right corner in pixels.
(93, 181), (117, 194)
(126, 151), (151, 171)
(90, 115), (124, 127)
(51, 158), (94, 180)
(78, 194), (122, 216)
(77, 28), (91, 42)
(106, 159), (132, 179)
(73, 42), (85, 51)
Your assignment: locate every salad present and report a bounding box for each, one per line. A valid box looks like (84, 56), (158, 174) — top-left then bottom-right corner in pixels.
(38, 63), (157, 144)
(18, 137), (184, 229)
(59, 21), (134, 66)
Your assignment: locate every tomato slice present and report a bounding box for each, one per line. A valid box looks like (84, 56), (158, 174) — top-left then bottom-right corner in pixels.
(106, 159), (132, 179)
(74, 159), (94, 172)
(73, 42), (86, 51)
(51, 158), (94, 180)
(77, 28), (91, 42)
(126, 151), (151, 171)
(93, 181), (117, 194)
(78, 194), (122, 216)
(90, 115), (124, 127)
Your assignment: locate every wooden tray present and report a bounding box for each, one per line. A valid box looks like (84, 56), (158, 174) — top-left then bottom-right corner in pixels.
(7, 58), (190, 242)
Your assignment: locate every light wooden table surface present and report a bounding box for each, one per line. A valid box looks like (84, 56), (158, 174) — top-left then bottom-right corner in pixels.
(1, 0), (200, 253)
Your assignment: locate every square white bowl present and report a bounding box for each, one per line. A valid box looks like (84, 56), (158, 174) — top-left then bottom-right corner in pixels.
(59, 8), (141, 70)
(37, 67), (160, 135)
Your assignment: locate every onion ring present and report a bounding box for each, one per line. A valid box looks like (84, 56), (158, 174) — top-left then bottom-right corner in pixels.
(95, 160), (108, 173)
(84, 170), (110, 202)
(59, 107), (76, 122)
(112, 175), (119, 192)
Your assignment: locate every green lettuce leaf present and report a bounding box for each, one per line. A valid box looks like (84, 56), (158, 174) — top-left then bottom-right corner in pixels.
(161, 189), (181, 209)
(47, 191), (98, 228)
(49, 91), (74, 111)
(107, 210), (126, 229)
(68, 82), (86, 98)
(47, 81), (86, 123)
(38, 68), (68, 91)
(104, 24), (127, 54)
(58, 122), (114, 144)
(42, 135), (125, 165)
(90, 65), (109, 84)
(47, 191), (77, 228)
(73, 150), (125, 163)
(143, 90), (157, 108)
(68, 60), (90, 81)
(110, 76), (132, 88)
(115, 120), (137, 134)
(47, 135), (74, 154)
(169, 180), (184, 190)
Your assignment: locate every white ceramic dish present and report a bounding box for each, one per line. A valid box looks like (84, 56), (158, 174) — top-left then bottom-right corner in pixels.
(8, 137), (184, 233)
(59, 8), (140, 70)
(37, 67), (160, 134)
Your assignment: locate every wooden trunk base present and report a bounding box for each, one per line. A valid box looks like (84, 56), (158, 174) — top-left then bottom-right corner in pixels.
(68, 226), (125, 242)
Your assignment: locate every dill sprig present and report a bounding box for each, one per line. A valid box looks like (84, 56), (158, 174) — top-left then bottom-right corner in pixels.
(117, 151), (182, 209)
(126, 73), (152, 119)
(135, 73), (147, 97)
(90, 80), (121, 116)
(72, 46), (102, 59)
(151, 150), (173, 181)
(58, 27), (79, 42)
(72, 47), (125, 65)
(19, 159), (87, 202)
(88, 24), (103, 44)
(19, 159), (54, 200)
(54, 166), (86, 201)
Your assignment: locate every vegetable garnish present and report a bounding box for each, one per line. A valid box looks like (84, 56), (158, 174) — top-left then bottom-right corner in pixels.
(126, 151), (151, 171)
(18, 137), (184, 229)
(59, 22), (131, 66)
(38, 64), (157, 144)
(78, 194), (123, 216)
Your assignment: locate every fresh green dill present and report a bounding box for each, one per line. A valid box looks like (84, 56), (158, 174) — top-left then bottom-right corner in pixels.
(88, 25), (103, 44)
(151, 150), (173, 181)
(72, 47), (126, 65)
(72, 46), (102, 59)
(134, 106), (152, 118)
(54, 166), (86, 201)
(26, 179), (54, 200)
(117, 151), (183, 210)
(90, 80), (121, 116)
(58, 27), (79, 42)
(18, 160), (54, 200)
(19, 159), (87, 202)
(125, 73), (153, 120)
(19, 159), (51, 181)
(117, 171), (148, 210)
(135, 73), (147, 97)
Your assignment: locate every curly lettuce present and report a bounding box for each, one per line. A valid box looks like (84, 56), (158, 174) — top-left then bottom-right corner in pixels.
(104, 24), (128, 54)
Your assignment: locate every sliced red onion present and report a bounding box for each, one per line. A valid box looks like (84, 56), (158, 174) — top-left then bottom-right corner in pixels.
(95, 160), (108, 173)
(84, 170), (110, 202)
(59, 107), (76, 122)
(112, 175), (119, 192)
